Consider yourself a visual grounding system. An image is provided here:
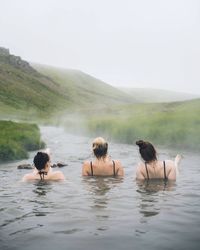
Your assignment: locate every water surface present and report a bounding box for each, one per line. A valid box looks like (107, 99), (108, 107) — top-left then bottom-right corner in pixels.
(0, 126), (200, 250)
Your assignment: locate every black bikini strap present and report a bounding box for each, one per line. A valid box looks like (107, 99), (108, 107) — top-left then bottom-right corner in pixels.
(90, 161), (93, 176)
(145, 162), (149, 180)
(163, 161), (167, 180)
(112, 160), (116, 176)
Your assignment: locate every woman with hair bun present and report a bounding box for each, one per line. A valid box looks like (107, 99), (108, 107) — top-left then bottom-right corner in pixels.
(22, 151), (65, 181)
(82, 137), (124, 176)
(135, 140), (181, 180)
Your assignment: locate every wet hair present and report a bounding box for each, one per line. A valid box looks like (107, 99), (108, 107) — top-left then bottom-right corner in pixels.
(33, 152), (50, 180)
(136, 140), (157, 163)
(92, 137), (108, 159)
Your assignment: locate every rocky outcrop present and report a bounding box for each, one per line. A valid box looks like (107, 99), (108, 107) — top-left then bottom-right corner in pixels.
(0, 46), (36, 73)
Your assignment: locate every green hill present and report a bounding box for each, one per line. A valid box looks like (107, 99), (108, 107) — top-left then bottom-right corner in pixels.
(32, 64), (135, 108)
(120, 87), (199, 103)
(0, 49), (70, 119)
(0, 48), (135, 120)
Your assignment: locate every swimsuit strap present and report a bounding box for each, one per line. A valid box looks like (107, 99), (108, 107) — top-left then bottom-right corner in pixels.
(163, 161), (167, 180)
(112, 160), (116, 176)
(145, 162), (149, 180)
(90, 161), (93, 176)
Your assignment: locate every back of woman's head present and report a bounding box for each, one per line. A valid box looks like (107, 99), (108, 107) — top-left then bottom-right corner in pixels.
(33, 152), (49, 170)
(92, 137), (108, 159)
(136, 140), (157, 163)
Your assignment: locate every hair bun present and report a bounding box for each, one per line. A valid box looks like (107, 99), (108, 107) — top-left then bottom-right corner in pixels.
(136, 140), (147, 149)
(92, 137), (107, 149)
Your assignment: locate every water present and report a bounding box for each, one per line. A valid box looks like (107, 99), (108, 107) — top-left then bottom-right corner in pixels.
(0, 126), (200, 250)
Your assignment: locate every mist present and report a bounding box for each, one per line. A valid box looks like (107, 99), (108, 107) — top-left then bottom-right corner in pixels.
(1, 0), (200, 94)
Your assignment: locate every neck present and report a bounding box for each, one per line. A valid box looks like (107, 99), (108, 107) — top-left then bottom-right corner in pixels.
(96, 155), (108, 161)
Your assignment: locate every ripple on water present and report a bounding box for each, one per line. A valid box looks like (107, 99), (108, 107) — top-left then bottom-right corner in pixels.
(1, 126), (200, 250)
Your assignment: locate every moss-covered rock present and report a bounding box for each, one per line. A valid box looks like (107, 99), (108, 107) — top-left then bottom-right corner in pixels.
(0, 120), (45, 162)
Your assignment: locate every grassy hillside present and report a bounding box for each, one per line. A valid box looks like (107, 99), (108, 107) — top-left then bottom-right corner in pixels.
(86, 99), (200, 150)
(1, 49), (199, 153)
(120, 87), (199, 103)
(32, 64), (135, 109)
(0, 55), (71, 119)
(0, 49), (135, 120)
(0, 120), (45, 161)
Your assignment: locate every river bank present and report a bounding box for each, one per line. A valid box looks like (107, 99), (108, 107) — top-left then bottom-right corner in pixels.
(0, 120), (45, 162)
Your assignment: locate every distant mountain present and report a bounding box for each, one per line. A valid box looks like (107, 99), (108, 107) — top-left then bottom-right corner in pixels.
(120, 87), (199, 103)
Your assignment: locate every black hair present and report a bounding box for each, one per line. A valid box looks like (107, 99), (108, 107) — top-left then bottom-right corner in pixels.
(33, 152), (49, 180)
(136, 140), (157, 163)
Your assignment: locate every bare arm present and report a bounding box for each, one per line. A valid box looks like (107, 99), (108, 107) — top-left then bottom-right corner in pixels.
(116, 161), (124, 176)
(82, 161), (90, 176)
(174, 154), (182, 176)
(52, 171), (65, 181)
(136, 164), (145, 180)
(167, 167), (176, 180)
(22, 173), (36, 181)
(22, 174), (29, 182)
(167, 161), (176, 180)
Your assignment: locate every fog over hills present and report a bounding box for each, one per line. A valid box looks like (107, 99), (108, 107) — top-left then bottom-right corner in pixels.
(120, 87), (199, 103)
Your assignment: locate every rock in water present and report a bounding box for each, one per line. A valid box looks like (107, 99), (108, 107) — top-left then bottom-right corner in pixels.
(17, 164), (33, 169)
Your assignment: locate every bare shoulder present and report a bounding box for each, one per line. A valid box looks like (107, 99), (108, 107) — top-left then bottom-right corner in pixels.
(50, 171), (65, 181)
(82, 160), (91, 176)
(165, 160), (175, 169)
(82, 160), (90, 171)
(82, 160), (90, 167)
(114, 160), (124, 176)
(135, 162), (146, 180)
(114, 159), (123, 167)
(163, 160), (176, 180)
(136, 162), (145, 171)
(22, 173), (36, 181)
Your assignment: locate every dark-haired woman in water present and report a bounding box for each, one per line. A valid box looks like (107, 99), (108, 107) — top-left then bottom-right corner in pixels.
(22, 151), (65, 181)
(135, 140), (181, 180)
(82, 137), (124, 176)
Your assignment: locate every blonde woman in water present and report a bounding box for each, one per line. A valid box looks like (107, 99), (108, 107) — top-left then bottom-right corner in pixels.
(82, 137), (124, 176)
(135, 140), (182, 180)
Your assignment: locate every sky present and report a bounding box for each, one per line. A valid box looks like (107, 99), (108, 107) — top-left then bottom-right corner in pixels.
(0, 0), (200, 94)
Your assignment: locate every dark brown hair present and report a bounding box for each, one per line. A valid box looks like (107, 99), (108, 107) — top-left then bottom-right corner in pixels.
(136, 140), (157, 163)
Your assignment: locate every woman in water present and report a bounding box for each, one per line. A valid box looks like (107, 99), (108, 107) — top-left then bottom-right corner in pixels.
(22, 151), (65, 181)
(135, 140), (181, 180)
(82, 137), (124, 176)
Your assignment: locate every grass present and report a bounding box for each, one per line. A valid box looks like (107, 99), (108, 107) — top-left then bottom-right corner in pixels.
(0, 120), (45, 162)
(1, 54), (199, 154)
(33, 64), (135, 108)
(86, 99), (200, 151)
(0, 62), (70, 120)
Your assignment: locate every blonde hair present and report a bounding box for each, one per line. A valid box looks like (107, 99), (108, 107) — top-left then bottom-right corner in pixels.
(92, 137), (108, 159)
